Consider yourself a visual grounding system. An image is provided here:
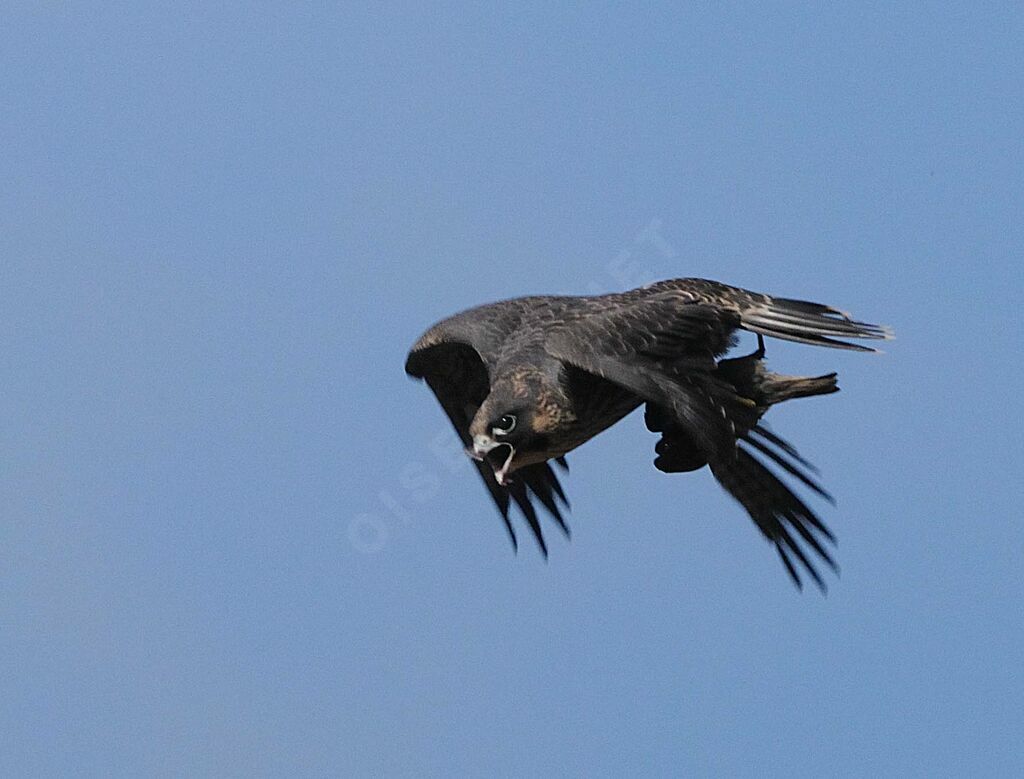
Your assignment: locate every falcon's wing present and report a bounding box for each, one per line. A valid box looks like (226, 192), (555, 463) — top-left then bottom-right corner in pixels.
(710, 444), (837, 591)
(546, 298), (741, 458)
(546, 296), (838, 590)
(405, 308), (570, 554)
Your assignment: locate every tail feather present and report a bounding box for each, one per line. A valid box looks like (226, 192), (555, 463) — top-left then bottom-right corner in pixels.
(716, 349), (839, 410)
(741, 296), (893, 352)
(758, 372), (838, 406)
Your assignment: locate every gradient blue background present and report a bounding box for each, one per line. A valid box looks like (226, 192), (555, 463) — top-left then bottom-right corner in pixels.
(2, 4), (1022, 776)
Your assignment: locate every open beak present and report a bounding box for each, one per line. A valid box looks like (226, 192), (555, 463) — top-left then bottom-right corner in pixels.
(467, 435), (516, 486)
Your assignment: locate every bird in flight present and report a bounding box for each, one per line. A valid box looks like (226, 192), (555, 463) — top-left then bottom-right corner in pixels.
(405, 278), (891, 590)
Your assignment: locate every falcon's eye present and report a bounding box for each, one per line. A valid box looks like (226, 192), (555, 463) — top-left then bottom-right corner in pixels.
(492, 414), (517, 435)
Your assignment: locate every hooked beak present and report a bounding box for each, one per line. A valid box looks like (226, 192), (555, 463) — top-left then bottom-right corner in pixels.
(467, 434), (516, 486)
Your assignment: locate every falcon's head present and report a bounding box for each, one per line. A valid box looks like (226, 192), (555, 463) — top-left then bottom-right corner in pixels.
(466, 372), (569, 486)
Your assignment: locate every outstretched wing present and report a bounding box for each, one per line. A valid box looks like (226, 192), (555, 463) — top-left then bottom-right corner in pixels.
(405, 308), (570, 555)
(644, 278), (893, 352)
(545, 297), (741, 459)
(545, 294), (838, 590)
(710, 441), (837, 591)
(651, 412), (838, 590)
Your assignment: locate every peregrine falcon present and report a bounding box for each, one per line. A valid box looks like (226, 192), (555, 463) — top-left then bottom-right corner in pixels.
(405, 278), (891, 590)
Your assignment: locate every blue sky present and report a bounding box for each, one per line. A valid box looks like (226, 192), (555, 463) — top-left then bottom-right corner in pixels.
(2, 3), (1022, 776)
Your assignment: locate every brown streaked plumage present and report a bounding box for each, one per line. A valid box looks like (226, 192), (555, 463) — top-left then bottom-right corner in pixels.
(404, 277), (892, 591)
